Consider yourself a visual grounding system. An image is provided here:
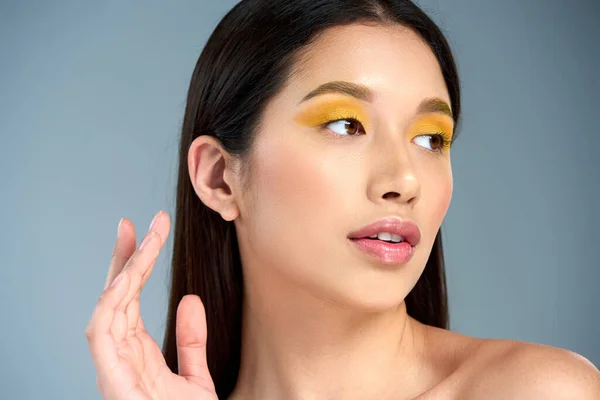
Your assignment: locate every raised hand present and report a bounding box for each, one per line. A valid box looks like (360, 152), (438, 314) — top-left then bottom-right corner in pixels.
(86, 211), (218, 399)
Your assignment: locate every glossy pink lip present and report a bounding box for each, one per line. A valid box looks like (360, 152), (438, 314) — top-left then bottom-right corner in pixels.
(347, 217), (421, 264)
(349, 238), (415, 264)
(347, 217), (421, 247)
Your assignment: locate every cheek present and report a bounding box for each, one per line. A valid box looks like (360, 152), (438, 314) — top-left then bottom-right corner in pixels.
(435, 181), (452, 223)
(251, 135), (338, 239)
(244, 134), (355, 289)
(422, 167), (453, 230)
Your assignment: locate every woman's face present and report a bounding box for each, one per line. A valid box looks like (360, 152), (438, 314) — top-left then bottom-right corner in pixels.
(234, 23), (454, 310)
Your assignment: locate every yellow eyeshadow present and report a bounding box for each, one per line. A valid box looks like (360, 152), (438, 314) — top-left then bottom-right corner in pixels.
(293, 98), (454, 148)
(409, 115), (454, 145)
(293, 97), (371, 129)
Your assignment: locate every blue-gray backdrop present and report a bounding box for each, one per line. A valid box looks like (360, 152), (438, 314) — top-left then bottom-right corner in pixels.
(1, 0), (598, 398)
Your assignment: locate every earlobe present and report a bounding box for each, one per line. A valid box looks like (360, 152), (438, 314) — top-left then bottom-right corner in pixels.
(187, 135), (240, 221)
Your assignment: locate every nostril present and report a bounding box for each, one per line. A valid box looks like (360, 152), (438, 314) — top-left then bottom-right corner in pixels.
(382, 192), (401, 199)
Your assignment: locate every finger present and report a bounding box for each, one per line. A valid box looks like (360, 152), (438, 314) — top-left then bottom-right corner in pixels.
(176, 295), (214, 388)
(117, 230), (162, 312)
(139, 211), (171, 289)
(86, 268), (131, 373)
(104, 218), (137, 291)
(120, 211), (170, 336)
(105, 211), (169, 294)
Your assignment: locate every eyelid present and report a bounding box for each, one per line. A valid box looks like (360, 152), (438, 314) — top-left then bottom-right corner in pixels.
(409, 115), (454, 136)
(293, 97), (371, 129)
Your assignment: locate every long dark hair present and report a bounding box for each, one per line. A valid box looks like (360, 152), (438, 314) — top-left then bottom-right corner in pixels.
(162, 0), (462, 398)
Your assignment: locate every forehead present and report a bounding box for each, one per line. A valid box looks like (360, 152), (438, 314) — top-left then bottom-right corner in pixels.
(285, 23), (450, 110)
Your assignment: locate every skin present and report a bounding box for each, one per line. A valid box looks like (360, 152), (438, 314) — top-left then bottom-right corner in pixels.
(86, 23), (600, 400)
(220, 23), (455, 399)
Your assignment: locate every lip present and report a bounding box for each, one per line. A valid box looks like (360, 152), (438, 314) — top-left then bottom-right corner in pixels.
(347, 217), (421, 265)
(347, 217), (421, 247)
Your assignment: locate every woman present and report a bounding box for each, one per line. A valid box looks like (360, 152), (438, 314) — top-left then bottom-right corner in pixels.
(85, 0), (600, 398)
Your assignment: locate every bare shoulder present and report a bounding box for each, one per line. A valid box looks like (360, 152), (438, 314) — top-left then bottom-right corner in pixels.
(459, 339), (600, 399)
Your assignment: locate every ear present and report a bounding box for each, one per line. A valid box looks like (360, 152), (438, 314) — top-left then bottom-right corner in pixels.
(188, 135), (240, 221)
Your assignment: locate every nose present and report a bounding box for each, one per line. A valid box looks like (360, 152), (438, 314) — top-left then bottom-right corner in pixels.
(367, 139), (421, 207)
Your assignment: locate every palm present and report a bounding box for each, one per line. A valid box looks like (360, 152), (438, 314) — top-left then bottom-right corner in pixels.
(87, 211), (218, 400)
(110, 321), (216, 399)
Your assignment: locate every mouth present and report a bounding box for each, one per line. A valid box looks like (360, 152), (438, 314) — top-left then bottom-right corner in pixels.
(346, 217), (421, 265)
(353, 234), (409, 244)
(347, 217), (421, 247)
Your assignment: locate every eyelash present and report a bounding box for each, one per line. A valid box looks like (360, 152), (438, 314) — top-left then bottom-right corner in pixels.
(320, 117), (452, 153)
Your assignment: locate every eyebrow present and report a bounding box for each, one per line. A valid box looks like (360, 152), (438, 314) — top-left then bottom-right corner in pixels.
(299, 80), (454, 120)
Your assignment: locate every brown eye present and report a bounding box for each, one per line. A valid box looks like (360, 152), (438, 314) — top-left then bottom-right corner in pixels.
(412, 133), (448, 152)
(325, 118), (366, 136)
(429, 135), (443, 150)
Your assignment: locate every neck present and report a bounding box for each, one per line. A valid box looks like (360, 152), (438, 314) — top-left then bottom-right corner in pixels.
(228, 266), (432, 400)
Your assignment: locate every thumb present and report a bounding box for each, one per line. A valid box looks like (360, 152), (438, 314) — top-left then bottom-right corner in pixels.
(176, 294), (214, 388)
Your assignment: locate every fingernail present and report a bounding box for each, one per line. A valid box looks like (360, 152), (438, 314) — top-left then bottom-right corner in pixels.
(139, 231), (154, 250)
(149, 211), (162, 231)
(110, 272), (124, 289)
(117, 218), (124, 236)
